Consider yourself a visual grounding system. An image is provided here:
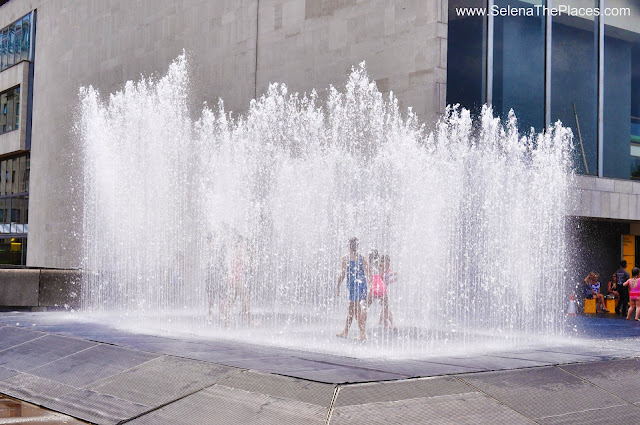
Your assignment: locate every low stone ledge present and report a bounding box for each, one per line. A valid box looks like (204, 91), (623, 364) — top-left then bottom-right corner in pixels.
(0, 268), (81, 309)
(39, 269), (82, 309)
(0, 269), (40, 307)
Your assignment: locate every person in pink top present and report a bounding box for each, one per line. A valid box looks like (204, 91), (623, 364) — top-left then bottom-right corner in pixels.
(367, 254), (396, 330)
(623, 267), (640, 321)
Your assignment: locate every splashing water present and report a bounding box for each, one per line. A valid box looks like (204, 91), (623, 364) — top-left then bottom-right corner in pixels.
(78, 55), (574, 358)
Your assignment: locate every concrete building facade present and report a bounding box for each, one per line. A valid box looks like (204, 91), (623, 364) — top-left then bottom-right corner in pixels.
(0, 0), (637, 277)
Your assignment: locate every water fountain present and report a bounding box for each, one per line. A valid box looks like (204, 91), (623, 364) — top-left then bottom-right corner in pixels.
(77, 55), (574, 358)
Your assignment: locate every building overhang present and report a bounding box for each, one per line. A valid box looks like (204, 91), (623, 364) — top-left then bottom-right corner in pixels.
(572, 174), (640, 220)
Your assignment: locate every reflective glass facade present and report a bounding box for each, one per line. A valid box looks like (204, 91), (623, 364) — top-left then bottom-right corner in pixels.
(447, 1), (640, 179)
(0, 12), (32, 70)
(493, 0), (545, 133)
(603, 1), (640, 179)
(551, 1), (598, 175)
(447, 0), (486, 114)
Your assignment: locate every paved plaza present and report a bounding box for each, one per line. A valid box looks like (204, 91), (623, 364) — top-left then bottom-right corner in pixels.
(1, 311), (640, 424)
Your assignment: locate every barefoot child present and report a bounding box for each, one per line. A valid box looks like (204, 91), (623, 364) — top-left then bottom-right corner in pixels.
(624, 267), (640, 321)
(379, 254), (396, 329)
(367, 254), (396, 329)
(336, 237), (369, 341)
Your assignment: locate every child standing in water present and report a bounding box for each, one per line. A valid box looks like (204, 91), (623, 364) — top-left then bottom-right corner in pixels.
(624, 267), (640, 321)
(367, 254), (396, 330)
(379, 254), (397, 329)
(219, 235), (252, 326)
(336, 237), (370, 341)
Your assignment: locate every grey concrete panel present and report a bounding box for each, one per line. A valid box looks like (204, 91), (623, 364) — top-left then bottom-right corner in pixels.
(459, 366), (624, 420)
(216, 369), (335, 407)
(128, 384), (327, 425)
(559, 358), (640, 404)
(330, 392), (535, 425)
(537, 404), (639, 424)
(0, 326), (45, 350)
(38, 269), (83, 308)
(0, 269), (40, 306)
(28, 343), (159, 387)
(0, 334), (96, 371)
(45, 388), (150, 425)
(334, 376), (476, 408)
(88, 355), (239, 407)
(0, 373), (77, 405)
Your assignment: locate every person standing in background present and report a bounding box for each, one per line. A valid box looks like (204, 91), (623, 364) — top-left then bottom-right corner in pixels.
(616, 260), (631, 316)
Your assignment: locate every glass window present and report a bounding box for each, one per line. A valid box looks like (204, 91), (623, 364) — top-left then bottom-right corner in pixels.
(21, 15), (29, 61)
(0, 86), (20, 134)
(551, 1), (598, 175)
(0, 237), (27, 265)
(492, 0), (545, 132)
(446, 0), (487, 114)
(1, 28), (7, 70)
(0, 199), (7, 224)
(13, 21), (20, 61)
(0, 154), (29, 196)
(603, 1), (640, 179)
(7, 24), (14, 68)
(0, 154), (30, 264)
(0, 13), (33, 70)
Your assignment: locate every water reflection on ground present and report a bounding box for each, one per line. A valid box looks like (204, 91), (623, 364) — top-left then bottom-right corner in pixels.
(0, 394), (85, 424)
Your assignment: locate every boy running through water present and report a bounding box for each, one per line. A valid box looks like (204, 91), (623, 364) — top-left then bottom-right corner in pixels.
(336, 237), (370, 341)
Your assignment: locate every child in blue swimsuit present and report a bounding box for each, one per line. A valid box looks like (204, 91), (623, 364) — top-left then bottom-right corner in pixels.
(336, 237), (370, 341)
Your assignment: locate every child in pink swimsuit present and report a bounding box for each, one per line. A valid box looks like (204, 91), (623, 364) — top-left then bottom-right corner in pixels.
(623, 267), (640, 321)
(368, 254), (396, 330)
(370, 273), (387, 298)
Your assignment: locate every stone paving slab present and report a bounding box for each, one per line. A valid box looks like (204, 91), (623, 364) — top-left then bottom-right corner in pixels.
(459, 366), (627, 420)
(0, 373), (77, 404)
(0, 333), (96, 371)
(45, 388), (150, 425)
(334, 376), (475, 407)
(0, 365), (18, 381)
(490, 349), (604, 365)
(128, 385), (328, 425)
(0, 325), (45, 350)
(27, 344), (160, 388)
(330, 392), (536, 425)
(88, 355), (240, 407)
(559, 358), (640, 404)
(437, 354), (549, 370)
(215, 370), (335, 407)
(536, 404), (640, 425)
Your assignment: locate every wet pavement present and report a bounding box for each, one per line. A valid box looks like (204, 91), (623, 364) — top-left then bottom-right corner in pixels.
(1, 311), (640, 424)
